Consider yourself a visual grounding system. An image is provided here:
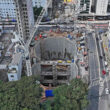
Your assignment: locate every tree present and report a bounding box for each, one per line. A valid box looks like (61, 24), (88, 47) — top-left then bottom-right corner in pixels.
(45, 79), (89, 110)
(0, 76), (89, 110)
(33, 6), (43, 21)
(0, 75), (42, 110)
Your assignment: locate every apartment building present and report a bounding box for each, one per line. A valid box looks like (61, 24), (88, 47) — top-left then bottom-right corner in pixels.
(32, 0), (50, 8)
(0, 0), (47, 20)
(7, 53), (22, 81)
(14, 0), (34, 41)
(0, 0), (16, 19)
(79, 0), (109, 15)
(96, 0), (109, 15)
(80, 0), (92, 14)
(33, 0), (42, 7)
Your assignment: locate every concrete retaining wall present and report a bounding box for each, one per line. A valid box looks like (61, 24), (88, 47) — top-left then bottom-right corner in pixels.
(35, 37), (76, 60)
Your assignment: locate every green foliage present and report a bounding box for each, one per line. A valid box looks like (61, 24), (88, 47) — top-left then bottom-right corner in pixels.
(41, 100), (53, 110)
(33, 6), (43, 21)
(0, 76), (42, 110)
(44, 79), (89, 110)
(0, 76), (88, 110)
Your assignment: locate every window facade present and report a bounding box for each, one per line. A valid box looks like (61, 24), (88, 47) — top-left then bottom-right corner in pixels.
(0, 0), (16, 19)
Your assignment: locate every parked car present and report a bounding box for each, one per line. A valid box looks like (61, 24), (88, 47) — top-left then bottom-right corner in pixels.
(105, 88), (109, 94)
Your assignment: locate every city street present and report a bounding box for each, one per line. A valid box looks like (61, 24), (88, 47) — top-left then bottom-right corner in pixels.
(87, 33), (100, 110)
(87, 30), (110, 110)
(96, 30), (110, 110)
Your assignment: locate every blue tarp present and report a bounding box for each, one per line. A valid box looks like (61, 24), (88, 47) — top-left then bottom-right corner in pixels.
(72, 59), (74, 63)
(11, 19), (16, 22)
(68, 34), (71, 38)
(45, 90), (54, 97)
(68, 34), (72, 40)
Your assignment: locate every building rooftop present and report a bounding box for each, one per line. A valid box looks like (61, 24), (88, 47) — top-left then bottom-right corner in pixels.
(10, 53), (22, 66)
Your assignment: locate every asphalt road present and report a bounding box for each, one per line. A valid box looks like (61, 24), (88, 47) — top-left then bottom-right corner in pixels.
(90, 29), (110, 110)
(95, 31), (105, 78)
(87, 33), (100, 110)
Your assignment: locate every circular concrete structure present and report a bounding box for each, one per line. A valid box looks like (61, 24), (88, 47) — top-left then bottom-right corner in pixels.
(32, 37), (78, 85)
(35, 37), (76, 61)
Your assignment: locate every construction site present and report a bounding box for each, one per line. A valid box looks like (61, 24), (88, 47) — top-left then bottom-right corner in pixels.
(32, 30), (78, 86)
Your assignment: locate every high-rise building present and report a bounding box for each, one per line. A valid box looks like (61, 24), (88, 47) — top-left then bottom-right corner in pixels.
(0, 0), (47, 20)
(80, 0), (92, 14)
(14, 0), (34, 41)
(91, 0), (97, 13)
(90, 0), (109, 15)
(79, 0), (109, 15)
(32, 0), (46, 8)
(96, 0), (109, 15)
(32, 0), (42, 7)
(0, 0), (16, 19)
(107, 0), (110, 12)
(7, 53), (22, 81)
(32, 0), (53, 17)
(32, 0), (51, 8)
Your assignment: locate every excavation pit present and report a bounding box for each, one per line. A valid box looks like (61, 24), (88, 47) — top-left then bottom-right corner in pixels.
(35, 37), (76, 60)
(32, 37), (78, 86)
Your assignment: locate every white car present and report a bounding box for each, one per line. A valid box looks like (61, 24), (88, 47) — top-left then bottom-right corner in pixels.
(105, 88), (109, 94)
(105, 61), (108, 66)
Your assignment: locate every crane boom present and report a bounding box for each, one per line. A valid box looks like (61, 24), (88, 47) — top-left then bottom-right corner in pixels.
(26, 0), (52, 48)
(25, 0), (52, 76)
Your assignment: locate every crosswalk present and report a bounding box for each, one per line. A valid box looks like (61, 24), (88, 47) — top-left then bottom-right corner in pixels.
(92, 80), (99, 87)
(88, 80), (99, 88)
(88, 78), (104, 96)
(89, 79), (104, 87)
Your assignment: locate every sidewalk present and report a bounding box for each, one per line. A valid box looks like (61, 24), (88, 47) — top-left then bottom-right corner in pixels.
(101, 34), (110, 78)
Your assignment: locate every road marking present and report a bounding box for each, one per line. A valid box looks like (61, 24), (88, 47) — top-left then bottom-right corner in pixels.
(89, 80), (99, 88)
(92, 78), (99, 81)
(92, 80), (99, 86)
(93, 33), (101, 78)
(93, 32), (104, 101)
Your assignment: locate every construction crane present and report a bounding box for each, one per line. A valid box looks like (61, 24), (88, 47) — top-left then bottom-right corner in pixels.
(23, 0), (52, 76)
